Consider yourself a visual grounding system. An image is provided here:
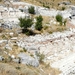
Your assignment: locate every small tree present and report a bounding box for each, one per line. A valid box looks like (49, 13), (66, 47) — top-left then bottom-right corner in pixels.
(56, 14), (63, 25)
(35, 15), (43, 31)
(19, 17), (33, 35)
(36, 15), (43, 22)
(19, 17), (33, 29)
(28, 6), (35, 14)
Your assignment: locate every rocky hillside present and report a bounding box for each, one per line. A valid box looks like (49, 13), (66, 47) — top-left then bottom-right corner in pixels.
(0, 0), (75, 75)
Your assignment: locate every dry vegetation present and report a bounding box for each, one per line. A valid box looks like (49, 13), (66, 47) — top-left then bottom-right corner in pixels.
(0, 62), (60, 75)
(22, 0), (75, 9)
(43, 24), (67, 34)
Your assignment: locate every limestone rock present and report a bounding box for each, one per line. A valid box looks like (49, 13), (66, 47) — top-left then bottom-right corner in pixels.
(18, 53), (39, 67)
(5, 44), (12, 50)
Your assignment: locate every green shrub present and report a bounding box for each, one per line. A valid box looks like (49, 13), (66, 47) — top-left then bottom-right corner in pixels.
(39, 53), (45, 63)
(43, 4), (50, 8)
(35, 15), (43, 31)
(18, 17), (34, 35)
(35, 21), (43, 31)
(23, 48), (27, 52)
(61, 7), (66, 10)
(36, 15), (43, 22)
(56, 14), (63, 22)
(28, 6), (35, 14)
(19, 17), (33, 29)
(56, 14), (63, 25)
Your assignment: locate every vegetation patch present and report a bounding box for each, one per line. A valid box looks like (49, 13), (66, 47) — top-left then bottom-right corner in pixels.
(35, 15), (43, 31)
(28, 6), (35, 14)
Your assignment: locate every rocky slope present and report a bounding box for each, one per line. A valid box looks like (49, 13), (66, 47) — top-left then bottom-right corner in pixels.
(0, 28), (60, 75)
(0, 0), (75, 75)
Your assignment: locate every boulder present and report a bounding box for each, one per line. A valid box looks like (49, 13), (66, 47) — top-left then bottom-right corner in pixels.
(5, 44), (12, 50)
(12, 58), (20, 63)
(18, 53), (39, 67)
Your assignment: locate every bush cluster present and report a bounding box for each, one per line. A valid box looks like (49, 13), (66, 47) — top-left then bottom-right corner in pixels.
(18, 15), (43, 35)
(19, 17), (33, 29)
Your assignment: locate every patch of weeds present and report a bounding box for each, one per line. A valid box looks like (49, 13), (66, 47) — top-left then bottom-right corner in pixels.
(3, 56), (12, 63)
(16, 66), (21, 70)
(45, 63), (50, 68)
(61, 7), (66, 10)
(20, 50), (24, 52)
(3, 58), (8, 63)
(2, 34), (7, 39)
(49, 31), (53, 34)
(43, 26), (48, 30)
(36, 53), (45, 63)
(23, 48), (27, 52)
(30, 54), (34, 57)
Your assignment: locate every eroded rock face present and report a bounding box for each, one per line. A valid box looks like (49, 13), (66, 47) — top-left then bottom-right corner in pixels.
(18, 53), (39, 67)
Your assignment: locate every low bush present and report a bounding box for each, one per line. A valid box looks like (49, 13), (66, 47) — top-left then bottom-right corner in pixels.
(35, 15), (43, 31)
(28, 6), (35, 14)
(56, 14), (63, 25)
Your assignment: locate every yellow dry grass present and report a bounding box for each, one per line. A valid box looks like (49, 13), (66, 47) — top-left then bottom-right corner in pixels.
(42, 16), (50, 25)
(0, 62), (60, 75)
(43, 24), (67, 34)
(22, 0), (75, 9)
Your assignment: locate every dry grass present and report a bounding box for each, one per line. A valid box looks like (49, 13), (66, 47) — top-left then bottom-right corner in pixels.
(22, 0), (75, 9)
(0, 62), (60, 75)
(0, 63), (19, 75)
(0, 27), (3, 33)
(43, 24), (67, 34)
